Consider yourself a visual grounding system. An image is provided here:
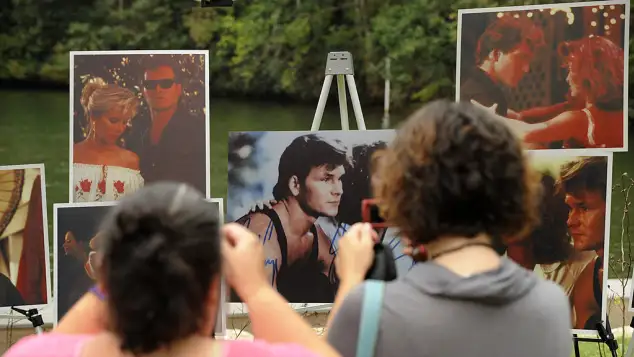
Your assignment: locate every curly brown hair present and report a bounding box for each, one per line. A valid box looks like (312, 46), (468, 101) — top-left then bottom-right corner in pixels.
(558, 36), (624, 110)
(372, 100), (541, 247)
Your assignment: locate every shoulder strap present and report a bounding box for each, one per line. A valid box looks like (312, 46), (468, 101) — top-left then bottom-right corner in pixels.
(309, 225), (319, 261)
(356, 280), (385, 357)
(582, 108), (598, 147)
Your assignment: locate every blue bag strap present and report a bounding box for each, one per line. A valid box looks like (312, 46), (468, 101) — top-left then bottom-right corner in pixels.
(355, 280), (385, 357)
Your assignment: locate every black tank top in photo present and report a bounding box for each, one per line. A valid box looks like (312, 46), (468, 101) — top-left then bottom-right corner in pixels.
(231, 208), (337, 303)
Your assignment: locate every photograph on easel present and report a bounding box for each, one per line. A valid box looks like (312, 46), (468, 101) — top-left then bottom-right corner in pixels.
(525, 151), (612, 333)
(54, 199), (227, 337)
(69, 50), (211, 203)
(456, 1), (629, 151)
(227, 130), (414, 304)
(0, 164), (51, 310)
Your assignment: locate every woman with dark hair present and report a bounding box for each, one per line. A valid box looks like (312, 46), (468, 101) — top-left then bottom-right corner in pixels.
(325, 100), (572, 357)
(5, 183), (340, 357)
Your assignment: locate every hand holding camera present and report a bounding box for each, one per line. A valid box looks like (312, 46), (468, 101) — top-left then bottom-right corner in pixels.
(335, 223), (378, 283)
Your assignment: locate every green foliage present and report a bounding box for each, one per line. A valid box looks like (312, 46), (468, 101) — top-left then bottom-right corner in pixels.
(0, 0), (632, 116)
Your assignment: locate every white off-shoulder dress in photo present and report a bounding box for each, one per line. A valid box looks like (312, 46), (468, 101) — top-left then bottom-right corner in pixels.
(73, 163), (144, 202)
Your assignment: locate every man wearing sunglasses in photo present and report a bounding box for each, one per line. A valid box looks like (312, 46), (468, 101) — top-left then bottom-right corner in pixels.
(124, 55), (207, 194)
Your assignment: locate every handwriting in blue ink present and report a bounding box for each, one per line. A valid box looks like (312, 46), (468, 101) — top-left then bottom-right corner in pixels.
(264, 258), (278, 285)
(330, 223), (350, 256)
(243, 216), (274, 246)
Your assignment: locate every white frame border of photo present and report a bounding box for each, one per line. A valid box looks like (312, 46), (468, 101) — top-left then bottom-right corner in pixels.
(68, 49), (212, 202)
(455, 0), (630, 152)
(208, 198), (228, 339)
(528, 149), (613, 336)
(0, 163), (53, 326)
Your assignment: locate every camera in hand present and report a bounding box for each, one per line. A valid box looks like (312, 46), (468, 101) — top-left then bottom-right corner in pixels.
(361, 199), (397, 281)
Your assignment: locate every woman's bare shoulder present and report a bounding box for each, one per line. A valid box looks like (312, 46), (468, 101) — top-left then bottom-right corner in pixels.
(113, 147), (140, 171)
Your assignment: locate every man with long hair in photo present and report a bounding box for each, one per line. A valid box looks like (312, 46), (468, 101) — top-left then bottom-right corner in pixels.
(124, 56), (207, 194)
(73, 78), (144, 202)
(234, 134), (352, 303)
(460, 16), (545, 117)
(558, 156), (608, 329)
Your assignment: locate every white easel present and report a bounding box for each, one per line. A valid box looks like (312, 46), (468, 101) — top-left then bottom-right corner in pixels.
(310, 51), (367, 132)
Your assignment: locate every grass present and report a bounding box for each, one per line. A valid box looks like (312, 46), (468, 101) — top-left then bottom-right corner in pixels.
(575, 338), (631, 357)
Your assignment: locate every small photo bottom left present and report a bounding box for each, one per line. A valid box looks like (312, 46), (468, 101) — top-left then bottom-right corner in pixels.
(54, 199), (226, 337)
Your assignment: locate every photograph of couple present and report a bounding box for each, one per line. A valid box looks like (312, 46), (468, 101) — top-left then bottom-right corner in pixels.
(227, 130), (414, 304)
(69, 51), (210, 203)
(457, 1), (628, 151)
(514, 152), (611, 332)
(0, 165), (50, 309)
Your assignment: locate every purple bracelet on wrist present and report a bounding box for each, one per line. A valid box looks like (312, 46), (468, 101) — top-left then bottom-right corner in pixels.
(89, 285), (106, 301)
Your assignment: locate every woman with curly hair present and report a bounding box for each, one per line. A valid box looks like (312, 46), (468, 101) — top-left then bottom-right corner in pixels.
(325, 100), (572, 357)
(475, 35), (624, 149)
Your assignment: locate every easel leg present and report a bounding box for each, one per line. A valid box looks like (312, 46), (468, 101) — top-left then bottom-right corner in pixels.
(336, 75), (350, 130)
(345, 74), (367, 130)
(573, 334), (581, 357)
(313, 52), (367, 132)
(311, 75), (334, 131)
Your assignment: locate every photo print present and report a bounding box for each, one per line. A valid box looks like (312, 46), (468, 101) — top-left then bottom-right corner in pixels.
(69, 50), (211, 204)
(54, 199), (226, 336)
(227, 130), (414, 304)
(456, 1), (629, 151)
(0, 164), (51, 310)
(519, 150), (612, 333)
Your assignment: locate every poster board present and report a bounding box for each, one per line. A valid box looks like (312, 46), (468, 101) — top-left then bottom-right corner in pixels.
(0, 164), (52, 317)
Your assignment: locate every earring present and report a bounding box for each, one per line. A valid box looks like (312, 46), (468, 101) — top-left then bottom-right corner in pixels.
(90, 121), (96, 139)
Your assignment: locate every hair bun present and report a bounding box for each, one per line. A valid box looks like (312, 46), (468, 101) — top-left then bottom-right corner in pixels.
(80, 77), (108, 112)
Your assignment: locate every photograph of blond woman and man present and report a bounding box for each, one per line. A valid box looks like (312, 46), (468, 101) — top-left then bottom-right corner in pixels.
(69, 51), (210, 203)
(227, 130), (612, 331)
(53, 199), (226, 337)
(457, 1), (629, 151)
(0, 165), (51, 310)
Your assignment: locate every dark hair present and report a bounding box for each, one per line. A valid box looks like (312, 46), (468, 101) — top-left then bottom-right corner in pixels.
(476, 15), (545, 65)
(272, 134), (352, 200)
(337, 142), (387, 224)
(557, 156), (608, 201)
(141, 55), (182, 83)
(372, 100), (541, 246)
(98, 182), (221, 354)
(529, 173), (572, 264)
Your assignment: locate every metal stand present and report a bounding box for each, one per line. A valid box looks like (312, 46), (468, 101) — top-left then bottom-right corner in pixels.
(1, 307), (45, 334)
(311, 51), (367, 131)
(573, 320), (618, 357)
